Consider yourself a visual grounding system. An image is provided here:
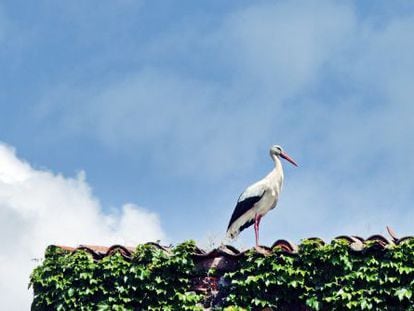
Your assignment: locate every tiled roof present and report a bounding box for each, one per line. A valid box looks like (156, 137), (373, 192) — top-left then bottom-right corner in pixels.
(52, 229), (414, 264)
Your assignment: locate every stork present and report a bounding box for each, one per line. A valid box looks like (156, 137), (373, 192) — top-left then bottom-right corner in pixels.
(226, 145), (297, 247)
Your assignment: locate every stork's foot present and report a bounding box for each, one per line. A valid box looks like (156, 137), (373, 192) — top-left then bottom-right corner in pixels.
(254, 245), (269, 255)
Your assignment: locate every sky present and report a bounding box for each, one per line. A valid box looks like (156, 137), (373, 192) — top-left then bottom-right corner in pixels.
(1, 0), (414, 309)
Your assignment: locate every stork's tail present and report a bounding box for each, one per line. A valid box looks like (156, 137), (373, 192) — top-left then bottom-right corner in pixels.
(226, 226), (240, 240)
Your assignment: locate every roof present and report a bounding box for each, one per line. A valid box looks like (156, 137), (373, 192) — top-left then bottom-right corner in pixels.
(53, 230), (413, 263)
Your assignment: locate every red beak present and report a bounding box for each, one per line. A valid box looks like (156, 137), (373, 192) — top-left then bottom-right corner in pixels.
(280, 152), (298, 167)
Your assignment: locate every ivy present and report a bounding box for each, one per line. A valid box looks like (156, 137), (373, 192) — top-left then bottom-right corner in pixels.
(30, 239), (414, 310)
(30, 241), (203, 310)
(223, 238), (414, 310)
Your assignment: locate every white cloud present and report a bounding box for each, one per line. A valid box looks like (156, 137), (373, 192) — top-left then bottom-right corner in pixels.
(0, 143), (165, 310)
(233, 5), (414, 242)
(219, 1), (356, 94)
(205, 2), (414, 244)
(36, 1), (359, 182)
(39, 69), (275, 180)
(20, 0), (342, 182)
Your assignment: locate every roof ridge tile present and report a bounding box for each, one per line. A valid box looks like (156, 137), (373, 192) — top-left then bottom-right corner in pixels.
(49, 234), (414, 261)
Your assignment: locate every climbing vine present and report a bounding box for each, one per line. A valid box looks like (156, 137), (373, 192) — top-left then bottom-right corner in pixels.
(223, 238), (414, 310)
(30, 238), (414, 310)
(30, 241), (203, 310)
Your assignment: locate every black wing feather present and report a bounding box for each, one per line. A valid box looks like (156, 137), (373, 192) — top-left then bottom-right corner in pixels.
(227, 191), (265, 232)
(238, 219), (255, 233)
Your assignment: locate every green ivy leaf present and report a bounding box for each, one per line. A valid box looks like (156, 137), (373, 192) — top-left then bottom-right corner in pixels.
(395, 288), (412, 301)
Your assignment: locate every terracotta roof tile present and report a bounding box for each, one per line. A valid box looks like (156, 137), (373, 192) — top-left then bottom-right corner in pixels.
(51, 231), (414, 262)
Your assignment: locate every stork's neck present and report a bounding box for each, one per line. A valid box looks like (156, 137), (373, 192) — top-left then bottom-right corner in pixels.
(269, 154), (284, 184)
(271, 154), (282, 169)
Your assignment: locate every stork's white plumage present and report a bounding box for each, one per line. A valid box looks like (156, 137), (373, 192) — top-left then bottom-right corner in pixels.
(226, 145), (297, 247)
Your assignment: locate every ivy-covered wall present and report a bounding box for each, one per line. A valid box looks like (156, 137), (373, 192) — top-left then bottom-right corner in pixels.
(30, 238), (414, 310)
(30, 242), (202, 310)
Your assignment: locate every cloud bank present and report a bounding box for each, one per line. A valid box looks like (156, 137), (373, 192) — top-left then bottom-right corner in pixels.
(0, 143), (165, 310)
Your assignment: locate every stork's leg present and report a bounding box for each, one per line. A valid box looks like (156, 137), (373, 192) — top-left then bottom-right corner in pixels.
(254, 216), (258, 247)
(254, 214), (262, 247)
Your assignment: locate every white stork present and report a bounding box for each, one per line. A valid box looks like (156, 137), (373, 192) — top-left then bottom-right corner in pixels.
(226, 145), (297, 247)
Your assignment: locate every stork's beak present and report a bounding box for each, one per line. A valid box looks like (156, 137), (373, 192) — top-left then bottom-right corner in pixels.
(280, 152), (298, 167)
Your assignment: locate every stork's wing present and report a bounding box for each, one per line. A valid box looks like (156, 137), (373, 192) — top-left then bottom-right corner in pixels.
(226, 188), (266, 236)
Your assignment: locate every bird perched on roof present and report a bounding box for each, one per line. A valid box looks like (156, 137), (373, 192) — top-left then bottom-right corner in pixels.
(226, 145), (297, 247)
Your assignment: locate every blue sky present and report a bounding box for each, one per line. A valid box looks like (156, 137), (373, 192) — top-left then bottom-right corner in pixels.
(1, 1), (414, 307)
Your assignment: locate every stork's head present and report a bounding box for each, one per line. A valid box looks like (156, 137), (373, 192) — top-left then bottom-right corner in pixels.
(270, 145), (298, 167)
